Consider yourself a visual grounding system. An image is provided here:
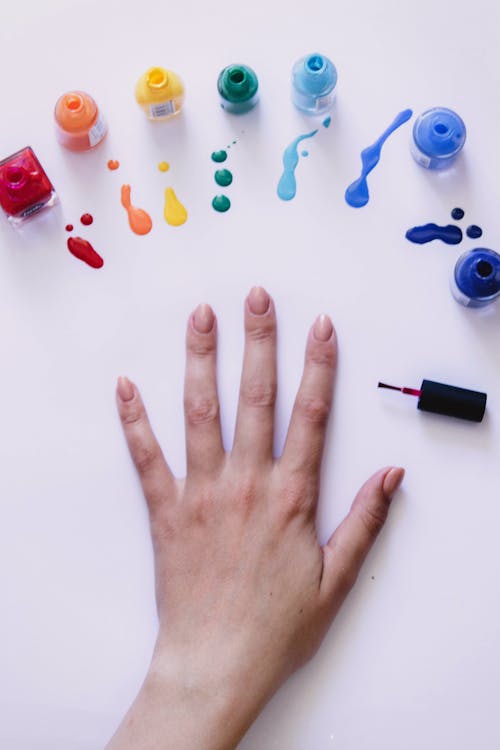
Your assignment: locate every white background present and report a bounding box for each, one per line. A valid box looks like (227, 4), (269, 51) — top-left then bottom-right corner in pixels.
(1, 0), (500, 747)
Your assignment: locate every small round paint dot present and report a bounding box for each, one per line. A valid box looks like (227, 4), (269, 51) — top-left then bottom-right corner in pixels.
(211, 150), (228, 163)
(232, 140), (237, 144)
(466, 224), (483, 239)
(107, 159), (120, 171)
(212, 195), (231, 212)
(214, 169), (233, 187)
(451, 207), (465, 220)
(158, 161), (170, 172)
(80, 213), (93, 226)
(65, 224), (74, 232)
(301, 150), (309, 157)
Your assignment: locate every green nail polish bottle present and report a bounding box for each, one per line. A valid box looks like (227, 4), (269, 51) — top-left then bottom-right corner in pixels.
(217, 64), (259, 114)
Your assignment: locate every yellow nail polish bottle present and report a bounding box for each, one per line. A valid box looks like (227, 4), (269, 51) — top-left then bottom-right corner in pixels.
(135, 66), (185, 120)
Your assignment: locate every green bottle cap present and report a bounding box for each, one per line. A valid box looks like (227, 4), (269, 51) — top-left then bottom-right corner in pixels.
(217, 64), (259, 104)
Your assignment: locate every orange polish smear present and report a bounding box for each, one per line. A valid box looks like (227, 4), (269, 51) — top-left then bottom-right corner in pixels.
(120, 184), (152, 235)
(107, 159), (120, 170)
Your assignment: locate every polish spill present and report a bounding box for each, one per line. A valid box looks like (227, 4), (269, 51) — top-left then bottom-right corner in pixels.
(212, 195), (231, 212)
(158, 161), (170, 172)
(211, 150), (228, 163)
(322, 116), (331, 128)
(451, 207), (464, 220)
(65, 223), (73, 232)
(277, 129), (318, 201)
(164, 187), (188, 226)
(214, 169), (233, 187)
(467, 224), (483, 239)
(301, 150), (309, 157)
(67, 237), (104, 269)
(345, 108), (413, 208)
(107, 159), (120, 171)
(120, 184), (152, 235)
(405, 223), (463, 245)
(80, 213), (93, 226)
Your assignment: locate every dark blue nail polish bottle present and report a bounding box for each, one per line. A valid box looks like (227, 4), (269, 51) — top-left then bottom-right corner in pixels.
(451, 248), (500, 307)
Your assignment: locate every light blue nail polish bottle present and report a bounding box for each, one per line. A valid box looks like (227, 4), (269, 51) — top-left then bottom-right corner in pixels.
(411, 107), (466, 169)
(451, 248), (500, 307)
(291, 53), (338, 115)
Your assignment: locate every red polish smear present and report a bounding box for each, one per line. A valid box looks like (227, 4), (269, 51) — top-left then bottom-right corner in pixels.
(67, 236), (104, 269)
(65, 223), (74, 231)
(80, 212), (93, 225)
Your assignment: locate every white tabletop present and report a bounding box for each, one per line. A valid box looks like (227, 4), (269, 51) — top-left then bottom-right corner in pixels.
(1, 0), (500, 747)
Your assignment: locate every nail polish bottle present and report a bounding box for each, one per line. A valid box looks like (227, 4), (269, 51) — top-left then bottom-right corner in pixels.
(411, 107), (466, 169)
(291, 53), (338, 115)
(451, 248), (500, 307)
(54, 91), (108, 151)
(135, 66), (185, 120)
(0, 146), (57, 223)
(217, 64), (259, 114)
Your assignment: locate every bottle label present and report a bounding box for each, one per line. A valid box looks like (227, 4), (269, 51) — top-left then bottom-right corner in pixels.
(20, 201), (46, 218)
(410, 140), (432, 168)
(149, 100), (176, 119)
(89, 115), (107, 147)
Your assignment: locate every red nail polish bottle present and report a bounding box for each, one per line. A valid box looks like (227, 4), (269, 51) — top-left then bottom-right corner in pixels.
(0, 147), (57, 224)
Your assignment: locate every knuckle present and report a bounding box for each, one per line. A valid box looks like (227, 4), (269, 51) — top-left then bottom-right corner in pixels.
(307, 346), (336, 369)
(296, 394), (331, 425)
(134, 443), (162, 476)
(358, 501), (388, 539)
(188, 338), (216, 359)
(279, 474), (317, 518)
(184, 396), (219, 426)
(241, 380), (277, 409)
(246, 320), (276, 344)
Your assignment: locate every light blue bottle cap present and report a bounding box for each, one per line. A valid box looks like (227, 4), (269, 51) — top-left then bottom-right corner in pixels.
(413, 107), (466, 161)
(292, 53), (338, 97)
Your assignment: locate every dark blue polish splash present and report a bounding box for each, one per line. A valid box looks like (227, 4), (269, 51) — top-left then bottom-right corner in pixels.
(466, 224), (483, 239)
(451, 207), (464, 220)
(451, 248), (500, 307)
(345, 108), (413, 208)
(405, 223), (463, 245)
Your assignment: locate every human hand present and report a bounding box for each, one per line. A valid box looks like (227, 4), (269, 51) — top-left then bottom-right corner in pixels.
(107, 287), (404, 750)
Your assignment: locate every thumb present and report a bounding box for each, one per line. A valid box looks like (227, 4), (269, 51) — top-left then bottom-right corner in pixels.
(320, 466), (404, 602)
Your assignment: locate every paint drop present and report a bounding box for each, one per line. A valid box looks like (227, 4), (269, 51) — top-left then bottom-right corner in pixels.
(158, 161), (170, 172)
(65, 224), (73, 232)
(107, 159), (120, 171)
(466, 224), (483, 239)
(67, 237), (104, 269)
(120, 184), (153, 235)
(212, 195), (231, 212)
(164, 187), (188, 226)
(301, 150), (309, 157)
(80, 213), (93, 226)
(211, 150), (228, 163)
(405, 223), (463, 245)
(277, 129), (318, 201)
(345, 108), (413, 208)
(232, 140), (237, 144)
(323, 116), (331, 128)
(214, 169), (233, 187)
(451, 207), (464, 220)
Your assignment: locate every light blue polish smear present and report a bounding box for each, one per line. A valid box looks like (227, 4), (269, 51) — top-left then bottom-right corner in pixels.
(323, 116), (331, 128)
(301, 150), (309, 157)
(277, 129), (318, 201)
(345, 108), (413, 208)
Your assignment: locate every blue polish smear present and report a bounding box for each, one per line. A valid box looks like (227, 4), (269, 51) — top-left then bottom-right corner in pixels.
(345, 108), (413, 208)
(405, 223), (463, 245)
(466, 224), (483, 239)
(322, 116), (331, 128)
(277, 129), (318, 201)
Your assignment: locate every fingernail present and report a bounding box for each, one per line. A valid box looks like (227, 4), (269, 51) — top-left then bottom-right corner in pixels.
(117, 376), (135, 402)
(383, 467), (405, 499)
(313, 314), (333, 342)
(193, 303), (215, 333)
(248, 286), (270, 315)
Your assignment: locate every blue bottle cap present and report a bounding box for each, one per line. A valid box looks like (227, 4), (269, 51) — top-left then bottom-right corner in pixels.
(453, 248), (500, 306)
(413, 107), (466, 161)
(292, 53), (338, 97)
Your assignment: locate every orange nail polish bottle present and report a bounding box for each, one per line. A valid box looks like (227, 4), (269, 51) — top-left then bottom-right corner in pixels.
(54, 91), (107, 151)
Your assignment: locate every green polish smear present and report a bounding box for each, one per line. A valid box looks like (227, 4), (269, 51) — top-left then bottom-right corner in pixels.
(212, 195), (231, 212)
(215, 169), (233, 187)
(211, 150), (228, 163)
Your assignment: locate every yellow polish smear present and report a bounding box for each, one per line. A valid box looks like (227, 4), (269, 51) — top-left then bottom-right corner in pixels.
(158, 161), (170, 172)
(120, 184), (152, 235)
(164, 187), (188, 226)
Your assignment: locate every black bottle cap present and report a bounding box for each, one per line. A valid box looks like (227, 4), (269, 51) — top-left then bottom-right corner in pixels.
(418, 380), (487, 422)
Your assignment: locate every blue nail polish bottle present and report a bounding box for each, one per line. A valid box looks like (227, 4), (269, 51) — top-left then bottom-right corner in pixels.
(291, 53), (338, 115)
(411, 107), (466, 169)
(451, 248), (500, 307)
